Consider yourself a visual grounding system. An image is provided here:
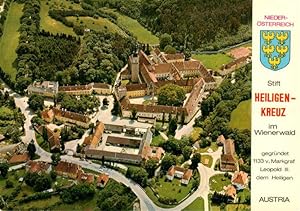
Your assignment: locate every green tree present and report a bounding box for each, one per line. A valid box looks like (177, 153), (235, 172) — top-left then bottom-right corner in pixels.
(0, 163), (9, 177)
(5, 180), (14, 188)
(60, 126), (70, 142)
(61, 183), (95, 204)
(31, 116), (45, 126)
(28, 94), (44, 111)
(190, 153), (201, 169)
(50, 171), (57, 180)
(159, 33), (172, 50)
(111, 98), (121, 116)
(182, 146), (192, 161)
(27, 140), (36, 159)
(164, 45), (176, 54)
(161, 154), (177, 171)
(102, 98), (109, 106)
(168, 118), (177, 135)
(34, 174), (52, 192)
(131, 108), (137, 119)
(158, 84), (186, 106)
(51, 153), (61, 166)
(144, 160), (158, 178)
(126, 167), (148, 187)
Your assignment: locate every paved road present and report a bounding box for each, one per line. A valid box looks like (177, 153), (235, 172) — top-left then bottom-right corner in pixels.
(175, 109), (201, 139)
(4, 86), (52, 162)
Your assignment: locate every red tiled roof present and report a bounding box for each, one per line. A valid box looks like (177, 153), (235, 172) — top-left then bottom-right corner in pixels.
(183, 78), (205, 114)
(142, 146), (165, 161)
(36, 125), (60, 150)
(226, 185), (237, 198)
(41, 109), (54, 122)
(54, 161), (81, 175)
(58, 84), (93, 92)
(77, 170), (95, 184)
(232, 171), (248, 185)
(153, 48), (161, 56)
(93, 83), (110, 89)
(97, 174), (109, 187)
(53, 108), (90, 123)
(8, 153), (29, 164)
(167, 165), (193, 181)
(182, 169), (193, 180)
(224, 139), (235, 155)
(229, 47), (251, 59)
(126, 83), (148, 92)
(90, 122), (105, 148)
(164, 53), (184, 61)
(27, 161), (51, 173)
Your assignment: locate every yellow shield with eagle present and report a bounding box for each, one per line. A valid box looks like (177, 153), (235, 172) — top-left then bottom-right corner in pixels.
(260, 30), (290, 71)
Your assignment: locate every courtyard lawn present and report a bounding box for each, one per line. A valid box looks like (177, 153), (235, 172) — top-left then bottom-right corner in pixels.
(103, 8), (159, 45)
(183, 197), (204, 211)
(229, 99), (251, 130)
(201, 155), (213, 168)
(209, 174), (231, 192)
(0, 2), (24, 80)
(190, 127), (202, 142)
(151, 134), (165, 146)
(192, 53), (233, 71)
(121, 79), (130, 85)
(66, 16), (127, 36)
(40, 0), (75, 36)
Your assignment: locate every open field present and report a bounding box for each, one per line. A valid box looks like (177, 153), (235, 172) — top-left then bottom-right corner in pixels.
(40, 0), (75, 36)
(192, 53), (233, 71)
(229, 99), (251, 130)
(225, 204), (251, 211)
(66, 16), (126, 36)
(103, 8), (159, 45)
(0, 2), (24, 80)
(183, 197), (204, 211)
(145, 187), (175, 208)
(151, 176), (195, 202)
(209, 174), (231, 192)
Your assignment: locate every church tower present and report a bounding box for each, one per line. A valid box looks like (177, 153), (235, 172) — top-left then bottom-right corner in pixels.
(129, 52), (139, 83)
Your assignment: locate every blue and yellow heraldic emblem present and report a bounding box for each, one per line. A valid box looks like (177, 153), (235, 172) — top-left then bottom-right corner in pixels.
(260, 30), (290, 71)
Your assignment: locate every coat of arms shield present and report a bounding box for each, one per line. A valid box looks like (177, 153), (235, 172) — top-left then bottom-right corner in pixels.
(260, 30), (290, 71)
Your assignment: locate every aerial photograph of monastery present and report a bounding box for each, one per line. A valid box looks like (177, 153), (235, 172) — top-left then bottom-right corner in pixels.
(0, 0), (251, 210)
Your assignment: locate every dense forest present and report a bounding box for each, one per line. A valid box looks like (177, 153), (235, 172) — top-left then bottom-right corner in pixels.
(11, 0), (137, 92)
(58, 30), (136, 85)
(83, 0), (252, 50)
(195, 64), (251, 172)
